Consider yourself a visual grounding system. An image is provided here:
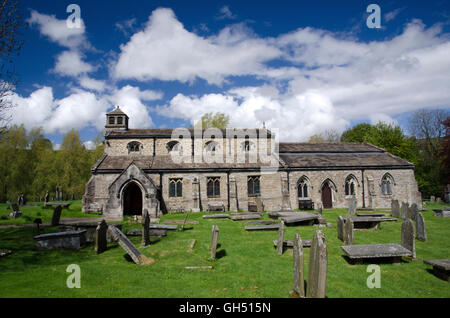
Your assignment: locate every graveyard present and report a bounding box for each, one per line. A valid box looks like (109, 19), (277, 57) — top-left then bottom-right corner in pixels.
(0, 200), (449, 298)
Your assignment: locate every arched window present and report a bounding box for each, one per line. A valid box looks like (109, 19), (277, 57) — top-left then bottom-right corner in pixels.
(169, 178), (183, 197)
(207, 177), (221, 198)
(345, 175), (358, 196)
(297, 177), (310, 198)
(166, 141), (181, 152)
(127, 141), (142, 153)
(381, 174), (394, 195)
(205, 140), (220, 153)
(241, 140), (255, 152)
(248, 176), (261, 196)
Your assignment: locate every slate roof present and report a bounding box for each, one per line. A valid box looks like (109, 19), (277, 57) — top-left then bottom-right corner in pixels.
(278, 142), (384, 153)
(106, 106), (128, 117)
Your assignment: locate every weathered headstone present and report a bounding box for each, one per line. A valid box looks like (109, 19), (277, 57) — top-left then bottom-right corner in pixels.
(317, 203), (323, 216)
(95, 220), (108, 254)
(400, 202), (409, 219)
(210, 225), (220, 259)
(256, 197), (264, 214)
(409, 203), (419, 221)
(391, 199), (400, 218)
(344, 218), (354, 245)
(337, 216), (345, 242)
(401, 218), (416, 258)
(181, 212), (189, 231)
(291, 233), (305, 298)
(347, 196), (357, 216)
(306, 230), (327, 298)
(141, 209), (150, 247)
(436, 197), (442, 204)
(277, 220), (285, 255)
(51, 206), (62, 226)
(430, 195), (435, 203)
(108, 225), (154, 265)
(415, 212), (427, 242)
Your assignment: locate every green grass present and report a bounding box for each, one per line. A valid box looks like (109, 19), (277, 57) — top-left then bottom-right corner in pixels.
(0, 201), (100, 225)
(0, 201), (449, 298)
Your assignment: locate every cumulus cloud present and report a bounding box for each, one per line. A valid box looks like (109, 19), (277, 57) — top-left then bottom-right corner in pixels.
(113, 8), (281, 84)
(53, 50), (94, 77)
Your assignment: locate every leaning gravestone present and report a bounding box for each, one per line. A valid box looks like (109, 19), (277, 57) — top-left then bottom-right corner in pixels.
(291, 233), (305, 298)
(337, 216), (345, 242)
(306, 230), (327, 298)
(181, 212), (189, 231)
(277, 221), (285, 255)
(347, 196), (357, 216)
(210, 225), (220, 260)
(401, 202), (409, 220)
(344, 218), (354, 245)
(108, 225), (154, 265)
(391, 199), (400, 218)
(141, 209), (150, 247)
(95, 220), (108, 254)
(401, 218), (416, 259)
(51, 206), (62, 226)
(415, 212), (427, 242)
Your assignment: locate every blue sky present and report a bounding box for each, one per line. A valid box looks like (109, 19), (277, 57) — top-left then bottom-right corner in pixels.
(8, 0), (450, 148)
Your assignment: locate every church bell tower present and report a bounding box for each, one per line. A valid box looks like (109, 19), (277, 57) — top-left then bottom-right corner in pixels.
(105, 106), (129, 132)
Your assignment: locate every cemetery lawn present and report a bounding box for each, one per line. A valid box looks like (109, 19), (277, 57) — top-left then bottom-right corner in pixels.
(0, 202), (449, 298)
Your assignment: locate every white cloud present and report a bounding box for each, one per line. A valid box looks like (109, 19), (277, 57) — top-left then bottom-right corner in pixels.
(83, 140), (96, 150)
(53, 50), (94, 77)
(369, 113), (398, 126)
(113, 8), (281, 84)
(217, 6), (237, 20)
(28, 10), (87, 49)
(78, 76), (108, 92)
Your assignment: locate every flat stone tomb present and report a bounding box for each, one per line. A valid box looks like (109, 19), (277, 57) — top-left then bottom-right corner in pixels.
(245, 224), (280, 231)
(433, 209), (450, 218)
(59, 223), (122, 243)
(231, 214), (261, 221)
(349, 216), (397, 230)
(245, 220), (278, 225)
(281, 213), (319, 225)
(268, 211), (304, 218)
(44, 202), (71, 209)
(202, 214), (230, 219)
(273, 239), (312, 248)
(126, 228), (167, 237)
(149, 224), (178, 230)
(356, 213), (391, 217)
(423, 259), (450, 282)
(34, 230), (87, 250)
(341, 244), (413, 261)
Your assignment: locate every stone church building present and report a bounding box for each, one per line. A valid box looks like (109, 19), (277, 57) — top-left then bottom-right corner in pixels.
(82, 107), (422, 218)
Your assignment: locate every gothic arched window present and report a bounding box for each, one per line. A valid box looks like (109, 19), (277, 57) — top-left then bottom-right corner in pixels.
(381, 174), (394, 195)
(127, 141), (142, 153)
(345, 175), (358, 196)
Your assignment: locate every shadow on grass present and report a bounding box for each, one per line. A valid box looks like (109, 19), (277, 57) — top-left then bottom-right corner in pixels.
(216, 249), (227, 259)
(341, 255), (409, 265)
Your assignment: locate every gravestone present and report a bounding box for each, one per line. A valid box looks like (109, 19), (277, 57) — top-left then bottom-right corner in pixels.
(277, 221), (285, 255)
(415, 212), (427, 242)
(317, 203), (323, 216)
(401, 202), (409, 219)
(34, 218), (42, 234)
(291, 233), (305, 298)
(51, 206), (62, 226)
(344, 218), (354, 245)
(409, 203), (419, 221)
(401, 219), (416, 258)
(245, 224), (280, 231)
(181, 212), (189, 231)
(306, 230), (327, 298)
(34, 230), (86, 250)
(256, 197), (264, 214)
(430, 196), (435, 203)
(203, 214), (230, 219)
(210, 225), (220, 260)
(347, 196), (357, 216)
(391, 199), (400, 218)
(141, 209), (150, 247)
(108, 225), (154, 265)
(9, 203), (22, 219)
(44, 192), (49, 203)
(436, 197), (442, 204)
(337, 216), (345, 242)
(94, 220), (108, 254)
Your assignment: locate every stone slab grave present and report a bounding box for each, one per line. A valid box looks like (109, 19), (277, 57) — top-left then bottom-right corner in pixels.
(44, 202), (71, 209)
(126, 228), (167, 237)
(280, 212), (319, 225)
(34, 230), (87, 250)
(245, 220), (278, 225)
(149, 224), (178, 230)
(164, 219), (199, 225)
(356, 213), (391, 217)
(203, 214), (230, 219)
(107, 225), (154, 265)
(268, 211), (303, 218)
(245, 224), (280, 231)
(59, 223), (122, 243)
(340, 219), (415, 263)
(210, 225), (220, 260)
(349, 216), (397, 230)
(208, 201), (225, 212)
(273, 239), (312, 248)
(231, 213), (261, 221)
(51, 206), (63, 226)
(415, 212), (427, 242)
(423, 259), (450, 282)
(433, 209), (450, 218)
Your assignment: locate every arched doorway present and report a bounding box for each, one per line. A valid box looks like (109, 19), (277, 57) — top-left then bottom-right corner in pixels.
(321, 183), (332, 209)
(122, 182), (143, 216)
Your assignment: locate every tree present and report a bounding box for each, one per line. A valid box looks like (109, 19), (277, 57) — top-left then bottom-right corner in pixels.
(441, 116), (450, 185)
(308, 129), (341, 143)
(0, 0), (26, 128)
(194, 112), (230, 129)
(340, 123), (374, 143)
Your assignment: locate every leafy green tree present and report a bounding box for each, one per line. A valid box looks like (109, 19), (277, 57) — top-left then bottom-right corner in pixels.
(194, 112), (230, 129)
(340, 123), (375, 143)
